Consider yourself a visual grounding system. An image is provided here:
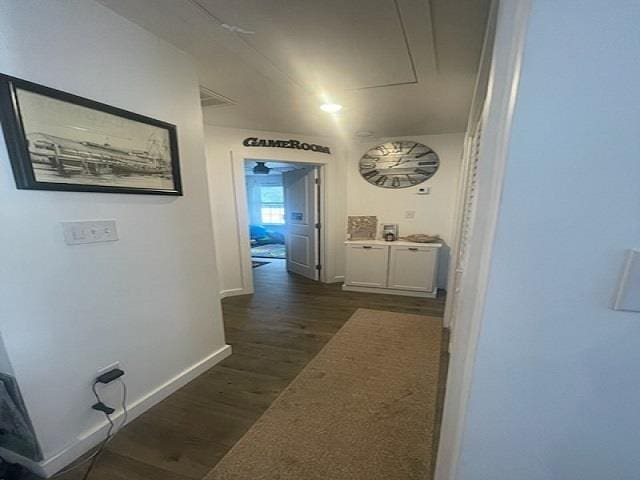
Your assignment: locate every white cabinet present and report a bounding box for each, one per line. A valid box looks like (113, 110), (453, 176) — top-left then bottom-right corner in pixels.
(344, 244), (389, 287)
(388, 245), (438, 292)
(342, 241), (441, 298)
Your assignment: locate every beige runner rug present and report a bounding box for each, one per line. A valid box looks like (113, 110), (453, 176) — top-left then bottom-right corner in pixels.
(205, 308), (443, 480)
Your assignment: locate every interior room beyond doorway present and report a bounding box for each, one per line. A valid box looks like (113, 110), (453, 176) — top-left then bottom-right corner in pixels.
(244, 159), (322, 283)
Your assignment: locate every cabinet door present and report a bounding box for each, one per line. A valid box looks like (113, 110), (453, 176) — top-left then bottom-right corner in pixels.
(388, 246), (438, 292)
(345, 244), (389, 287)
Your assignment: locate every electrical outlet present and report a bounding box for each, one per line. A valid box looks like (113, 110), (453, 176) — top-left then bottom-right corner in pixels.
(97, 362), (121, 377)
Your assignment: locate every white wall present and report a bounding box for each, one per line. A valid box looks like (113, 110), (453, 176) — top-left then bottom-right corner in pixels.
(0, 334), (14, 376)
(205, 125), (347, 295)
(347, 134), (464, 287)
(0, 1), (228, 475)
(456, 1), (640, 479)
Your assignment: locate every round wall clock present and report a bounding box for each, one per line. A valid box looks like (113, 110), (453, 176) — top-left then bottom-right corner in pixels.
(359, 141), (439, 188)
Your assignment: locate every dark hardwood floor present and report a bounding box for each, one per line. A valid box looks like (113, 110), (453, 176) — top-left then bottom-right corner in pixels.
(44, 259), (447, 480)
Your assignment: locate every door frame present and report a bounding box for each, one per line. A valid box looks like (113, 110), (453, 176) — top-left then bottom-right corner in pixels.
(435, 1), (533, 479)
(231, 154), (328, 295)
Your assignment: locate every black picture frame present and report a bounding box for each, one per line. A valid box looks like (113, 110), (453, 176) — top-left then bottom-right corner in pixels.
(0, 73), (182, 195)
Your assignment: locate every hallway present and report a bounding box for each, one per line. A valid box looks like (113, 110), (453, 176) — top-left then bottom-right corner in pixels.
(3, 1), (638, 478)
(52, 262), (447, 480)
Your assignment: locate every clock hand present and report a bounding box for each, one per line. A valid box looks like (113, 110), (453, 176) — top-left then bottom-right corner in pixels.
(391, 158), (410, 168)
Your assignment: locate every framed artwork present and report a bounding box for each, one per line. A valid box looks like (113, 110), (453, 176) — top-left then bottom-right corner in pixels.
(0, 74), (182, 195)
(347, 215), (377, 240)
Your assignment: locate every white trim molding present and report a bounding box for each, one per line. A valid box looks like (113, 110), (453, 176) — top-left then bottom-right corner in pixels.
(231, 151), (255, 296)
(443, 0), (498, 330)
(230, 154), (331, 291)
(219, 288), (247, 299)
(342, 284), (437, 298)
(435, 1), (533, 479)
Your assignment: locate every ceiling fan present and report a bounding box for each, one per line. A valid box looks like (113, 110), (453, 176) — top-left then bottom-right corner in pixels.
(253, 161), (271, 175)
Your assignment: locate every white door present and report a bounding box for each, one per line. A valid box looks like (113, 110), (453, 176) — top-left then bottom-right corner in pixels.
(388, 245), (438, 292)
(283, 167), (319, 280)
(344, 244), (389, 287)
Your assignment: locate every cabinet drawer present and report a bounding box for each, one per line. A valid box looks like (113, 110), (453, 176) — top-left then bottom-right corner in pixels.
(344, 244), (389, 288)
(388, 245), (438, 292)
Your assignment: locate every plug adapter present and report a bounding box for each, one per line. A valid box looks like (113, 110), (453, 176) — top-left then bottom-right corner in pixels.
(96, 368), (124, 384)
(92, 402), (115, 415)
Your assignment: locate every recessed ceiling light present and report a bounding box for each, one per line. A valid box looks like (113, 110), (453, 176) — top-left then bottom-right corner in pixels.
(221, 24), (255, 35)
(355, 131), (374, 137)
(320, 103), (343, 113)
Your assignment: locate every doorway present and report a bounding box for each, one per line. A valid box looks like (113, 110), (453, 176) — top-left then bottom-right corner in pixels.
(244, 159), (322, 284)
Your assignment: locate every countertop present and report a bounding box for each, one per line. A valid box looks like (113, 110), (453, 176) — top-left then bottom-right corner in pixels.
(344, 239), (443, 248)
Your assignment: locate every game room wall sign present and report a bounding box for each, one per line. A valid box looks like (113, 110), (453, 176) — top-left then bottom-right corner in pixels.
(242, 137), (331, 154)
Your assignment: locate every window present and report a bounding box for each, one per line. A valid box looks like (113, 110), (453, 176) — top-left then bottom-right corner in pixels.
(260, 186), (285, 224)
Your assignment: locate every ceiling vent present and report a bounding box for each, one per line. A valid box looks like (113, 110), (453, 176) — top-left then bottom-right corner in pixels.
(199, 86), (235, 107)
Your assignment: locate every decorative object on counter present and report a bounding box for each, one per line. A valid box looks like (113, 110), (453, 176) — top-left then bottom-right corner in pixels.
(382, 223), (399, 240)
(347, 215), (377, 240)
(359, 141), (439, 189)
(0, 74), (182, 195)
(403, 233), (442, 244)
(384, 232), (396, 242)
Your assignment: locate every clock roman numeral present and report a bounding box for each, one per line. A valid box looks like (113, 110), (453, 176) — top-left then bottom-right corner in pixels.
(407, 174), (421, 185)
(362, 169), (379, 179)
(391, 177), (400, 187)
(415, 149), (434, 158)
(375, 175), (388, 185)
(376, 145), (390, 156)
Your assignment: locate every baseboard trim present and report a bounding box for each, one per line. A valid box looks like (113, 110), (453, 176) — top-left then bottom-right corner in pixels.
(342, 284), (437, 298)
(31, 344), (232, 477)
(330, 275), (345, 284)
(219, 288), (248, 299)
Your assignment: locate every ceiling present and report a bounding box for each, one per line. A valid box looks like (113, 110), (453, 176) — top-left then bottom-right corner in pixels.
(97, 0), (491, 138)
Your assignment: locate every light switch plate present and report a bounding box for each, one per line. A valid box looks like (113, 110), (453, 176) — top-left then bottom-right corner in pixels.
(613, 249), (640, 312)
(62, 220), (118, 245)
